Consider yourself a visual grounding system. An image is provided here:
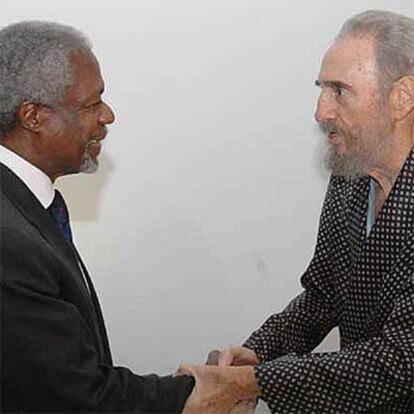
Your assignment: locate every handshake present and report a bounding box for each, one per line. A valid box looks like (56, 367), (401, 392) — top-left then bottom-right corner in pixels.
(176, 346), (262, 414)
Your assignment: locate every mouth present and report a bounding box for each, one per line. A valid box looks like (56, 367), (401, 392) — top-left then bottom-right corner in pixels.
(85, 138), (103, 157)
(86, 138), (101, 146)
(328, 131), (338, 143)
(84, 128), (108, 158)
(327, 129), (343, 145)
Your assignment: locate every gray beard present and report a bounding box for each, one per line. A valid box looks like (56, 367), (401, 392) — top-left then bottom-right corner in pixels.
(324, 144), (372, 179)
(320, 120), (392, 180)
(80, 151), (98, 174)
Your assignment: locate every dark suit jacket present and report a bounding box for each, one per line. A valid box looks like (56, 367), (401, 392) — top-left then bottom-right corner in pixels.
(0, 163), (194, 413)
(244, 151), (414, 413)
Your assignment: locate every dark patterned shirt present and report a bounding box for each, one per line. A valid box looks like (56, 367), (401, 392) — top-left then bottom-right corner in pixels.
(244, 151), (414, 413)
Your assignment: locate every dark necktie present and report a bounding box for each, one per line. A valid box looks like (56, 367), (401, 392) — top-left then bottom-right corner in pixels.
(47, 189), (73, 244)
(47, 190), (92, 296)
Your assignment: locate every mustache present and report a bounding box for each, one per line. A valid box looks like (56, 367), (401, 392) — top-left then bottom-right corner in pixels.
(319, 120), (342, 135)
(95, 126), (108, 141)
(87, 127), (108, 145)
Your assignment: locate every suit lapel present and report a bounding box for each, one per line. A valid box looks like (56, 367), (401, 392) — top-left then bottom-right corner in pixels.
(1, 163), (112, 362)
(0, 164), (88, 293)
(74, 249), (113, 364)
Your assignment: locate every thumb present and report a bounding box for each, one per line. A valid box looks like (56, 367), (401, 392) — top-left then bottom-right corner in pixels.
(206, 350), (220, 365)
(175, 364), (195, 377)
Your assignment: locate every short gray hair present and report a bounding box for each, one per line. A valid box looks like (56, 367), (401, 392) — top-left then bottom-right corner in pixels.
(0, 21), (92, 134)
(336, 10), (414, 95)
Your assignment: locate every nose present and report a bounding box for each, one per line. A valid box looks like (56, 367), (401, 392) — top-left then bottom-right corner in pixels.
(314, 91), (336, 124)
(99, 101), (115, 125)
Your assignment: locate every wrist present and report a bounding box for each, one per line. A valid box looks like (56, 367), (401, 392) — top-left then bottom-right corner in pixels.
(245, 347), (261, 364)
(231, 366), (261, 399)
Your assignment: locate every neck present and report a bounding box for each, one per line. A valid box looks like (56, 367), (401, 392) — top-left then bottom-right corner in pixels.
(369, 122), (414, 196)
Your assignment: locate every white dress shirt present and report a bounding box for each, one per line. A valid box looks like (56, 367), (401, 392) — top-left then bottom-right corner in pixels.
(0, 144), (54, 208)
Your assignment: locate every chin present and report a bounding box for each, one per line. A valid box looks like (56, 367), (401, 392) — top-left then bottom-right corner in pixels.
(80, 155), (99, 174)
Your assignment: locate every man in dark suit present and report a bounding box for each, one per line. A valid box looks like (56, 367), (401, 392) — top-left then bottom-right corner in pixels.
(0, 21), (194, 412)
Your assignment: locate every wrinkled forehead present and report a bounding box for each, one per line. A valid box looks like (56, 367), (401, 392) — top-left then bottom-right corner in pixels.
(318, 36), (379, 86)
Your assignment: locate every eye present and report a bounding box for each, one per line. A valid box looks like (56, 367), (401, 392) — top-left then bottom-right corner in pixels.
(333, 86), (345, 98)
(90, 100), (102, 108)
(83, 99), (102, 110)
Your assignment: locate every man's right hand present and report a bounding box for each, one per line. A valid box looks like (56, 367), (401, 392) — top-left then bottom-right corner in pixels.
(206, 346), (260, 367)
(204, 347), (261, 413)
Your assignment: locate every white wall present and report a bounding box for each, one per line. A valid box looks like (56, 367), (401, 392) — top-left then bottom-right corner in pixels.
(1, 1), (410, 410)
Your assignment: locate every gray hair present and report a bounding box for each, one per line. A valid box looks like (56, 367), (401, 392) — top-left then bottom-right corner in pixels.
(336, 10), (414, 96)
(0, 21), (92, 134)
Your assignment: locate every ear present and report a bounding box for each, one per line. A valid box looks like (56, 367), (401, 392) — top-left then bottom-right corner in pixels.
(389, 76), (414, 121)
(15, 101), (51, 133)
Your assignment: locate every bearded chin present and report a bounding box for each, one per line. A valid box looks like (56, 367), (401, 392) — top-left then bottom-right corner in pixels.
(80, 152), (99, 174)
(324, 144), (370, 180)
(322, 118), (393, 180)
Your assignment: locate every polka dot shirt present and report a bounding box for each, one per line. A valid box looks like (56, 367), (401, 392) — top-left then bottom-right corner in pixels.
(244, 151), (414, 413)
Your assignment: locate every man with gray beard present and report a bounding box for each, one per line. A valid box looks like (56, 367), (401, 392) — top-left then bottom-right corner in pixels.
(175, 10), (414, 414)
(0, 21), (195, 412)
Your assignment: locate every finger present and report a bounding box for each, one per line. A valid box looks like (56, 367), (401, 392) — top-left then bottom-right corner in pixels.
(206, 349), (220, 365)
(218, 347), (237, 366)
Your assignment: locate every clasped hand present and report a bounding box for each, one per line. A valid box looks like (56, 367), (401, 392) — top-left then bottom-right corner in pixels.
(176, 346), (261, 414)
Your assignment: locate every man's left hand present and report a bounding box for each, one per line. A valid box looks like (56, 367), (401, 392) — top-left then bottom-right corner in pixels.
(176, 364), (261, 414)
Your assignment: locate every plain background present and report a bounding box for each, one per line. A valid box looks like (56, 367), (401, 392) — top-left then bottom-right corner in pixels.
(1, 1), (413, 412)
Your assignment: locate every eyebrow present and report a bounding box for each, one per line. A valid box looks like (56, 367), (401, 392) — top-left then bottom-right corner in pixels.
(84, 86), (105, 103)
(315, 79), (352, 90)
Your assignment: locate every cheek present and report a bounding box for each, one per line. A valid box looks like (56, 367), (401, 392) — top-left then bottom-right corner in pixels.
(352, 93), (384, 123)
(69, 123), (91, 155)
(51, 113), (87, 143)
(338, 110), (370, 136)
(46, 116), (68, 137)
(76, 115), (97, 139)
(59, 124), (90, 162)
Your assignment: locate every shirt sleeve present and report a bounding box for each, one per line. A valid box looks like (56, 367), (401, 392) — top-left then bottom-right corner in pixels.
(253, 277), (414, 413)
(244, 174), (413, 412)
(243, 289), (337, 363)
(1, 225), (194, 413)
(243, 176), (340, 362)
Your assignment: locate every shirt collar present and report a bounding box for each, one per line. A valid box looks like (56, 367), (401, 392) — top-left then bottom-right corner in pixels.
(0, 145), (54, 208)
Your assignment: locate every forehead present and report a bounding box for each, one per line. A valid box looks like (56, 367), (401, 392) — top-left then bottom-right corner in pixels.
(318, 36), (378, 87)
(63, 50), (104, 104)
